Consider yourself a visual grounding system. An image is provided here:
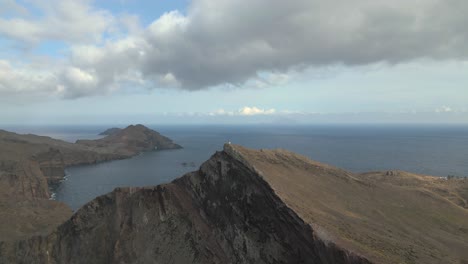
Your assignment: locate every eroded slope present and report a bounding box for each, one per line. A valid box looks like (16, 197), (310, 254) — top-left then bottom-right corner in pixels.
(0, 145), (370, 264)
(0, 125), (181, 242)
(229, 144), (468, 264)
(1, 143), (466, 264)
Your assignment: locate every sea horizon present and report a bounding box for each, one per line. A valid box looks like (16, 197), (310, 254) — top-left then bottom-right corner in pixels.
(8, 123), (462, 210)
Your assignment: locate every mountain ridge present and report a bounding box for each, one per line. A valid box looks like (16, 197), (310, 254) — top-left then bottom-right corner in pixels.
(1, 143), (467, 263)
(0, 144), (371, 264)
(0, 125), (181, 242)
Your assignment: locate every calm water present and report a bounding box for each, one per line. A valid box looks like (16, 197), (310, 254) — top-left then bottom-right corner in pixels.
(6, 125), (468, 210)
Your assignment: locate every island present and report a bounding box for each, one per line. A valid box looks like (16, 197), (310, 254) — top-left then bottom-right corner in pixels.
(0, 143), (467, 263)
(77, 124), (182, 155)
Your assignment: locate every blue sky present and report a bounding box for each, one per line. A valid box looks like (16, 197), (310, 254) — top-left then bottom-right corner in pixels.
(0, 0), (467, 125)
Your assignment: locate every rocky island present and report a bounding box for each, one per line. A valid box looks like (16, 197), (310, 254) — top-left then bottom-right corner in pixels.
(1, 143), (467, 263)
(78, 124), (181, 155)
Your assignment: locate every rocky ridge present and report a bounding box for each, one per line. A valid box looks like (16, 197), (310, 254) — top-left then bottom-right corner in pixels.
(2, 144), (467, 263)
(0, 125), (181, 241)
(77, 124), (182, 155)
(0, 144), (371, 264)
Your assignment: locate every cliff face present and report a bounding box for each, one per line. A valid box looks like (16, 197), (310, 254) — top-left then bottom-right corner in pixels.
(0, 125), (181, 197)
(34, 148), (66, 186)
(226, 145), (468, 264)
(0, 159), (49, 199)
(1, 143), (467, 263)
(0, 145), (370, 264)
(0, 158), (71, 242)
(0, 125), (181, 242)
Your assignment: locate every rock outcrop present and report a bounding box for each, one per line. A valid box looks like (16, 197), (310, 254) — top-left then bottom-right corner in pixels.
(0, 125), (181, 242)
(33, 148), (66, 186)
(0, 144), (371, 264)
(77, 124), (182, 155)
(1, 142), (467, 263)
(0, 125), (180, 196)
(0, 159), (49, 199)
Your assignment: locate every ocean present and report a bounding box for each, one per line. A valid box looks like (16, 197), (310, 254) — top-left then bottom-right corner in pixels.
(6, 124), (468, 210)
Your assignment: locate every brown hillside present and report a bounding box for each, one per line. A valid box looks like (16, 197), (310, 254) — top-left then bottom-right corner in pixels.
(230, 144), (468, 264)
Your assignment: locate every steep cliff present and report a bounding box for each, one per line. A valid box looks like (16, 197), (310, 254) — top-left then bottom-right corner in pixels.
(1, 144), (467, 264)
(0, 125), (181, 197)
(0, 159), (49, 199)
(226, 145), (468, 264)
(0, 156), (71, 242)
(33, 148), (66, 186)
(0, 125), (181, 242)
(0, 145), (371, 264)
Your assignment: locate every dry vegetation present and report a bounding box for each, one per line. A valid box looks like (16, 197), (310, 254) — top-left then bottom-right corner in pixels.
(231, 144), (468, 264)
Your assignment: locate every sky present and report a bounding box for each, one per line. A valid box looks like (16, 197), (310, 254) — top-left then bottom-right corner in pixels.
(0, 0), (467, 125)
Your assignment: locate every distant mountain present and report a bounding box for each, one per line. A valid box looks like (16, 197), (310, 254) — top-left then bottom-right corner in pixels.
(2, 144), (467, 263)
(98, 127), (121, 136)
(77, 124), (182, 155)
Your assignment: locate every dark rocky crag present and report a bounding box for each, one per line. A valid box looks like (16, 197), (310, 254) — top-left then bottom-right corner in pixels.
(1, 143), (467, 263)
(0, 144), (370, 264)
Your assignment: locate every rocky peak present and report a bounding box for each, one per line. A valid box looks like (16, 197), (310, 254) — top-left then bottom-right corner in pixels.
(1, 144), (467, 263)
(0, 145), (371, 264)
(77, 124), (182, 155)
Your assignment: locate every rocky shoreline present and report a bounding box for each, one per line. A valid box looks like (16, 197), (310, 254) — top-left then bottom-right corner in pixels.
(0, 125), (182, 241)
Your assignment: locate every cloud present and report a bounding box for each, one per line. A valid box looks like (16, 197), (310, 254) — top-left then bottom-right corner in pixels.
(0, 0), (29, 16)
(209, 106), (276, 116)
(435, 106), (453, 113)
(0, 59), (60, 97)
(238, 106), (276, 116)
(0, 0), (114, 45)
(2, 0), (468, 99)
(134, 0), (468, 90)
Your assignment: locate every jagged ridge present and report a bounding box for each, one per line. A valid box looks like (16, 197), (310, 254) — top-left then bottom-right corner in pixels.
(1, 144), (467, 263)
(0, 144), (370, 264)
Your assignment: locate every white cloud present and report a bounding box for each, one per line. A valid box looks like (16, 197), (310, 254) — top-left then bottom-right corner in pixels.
(63, 0), (468, 97)
(0, 59), (60, 97)
(238, 106), (276, 116)
(2, 0), (468, 100)
(70, 45), (105, 65)
(158, 73), (180, 87)
(0, 0), (114, 45)
(64, 67), (97, 86)
(209, 106), (276, 116)
(209, 109), (234, 116)
(435, 106), (453, 113)
(147, 11), (188, 38)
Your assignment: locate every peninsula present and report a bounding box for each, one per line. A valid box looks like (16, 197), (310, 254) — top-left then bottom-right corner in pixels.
(1, 143), (467, 263)
(0, 125), (181, 241)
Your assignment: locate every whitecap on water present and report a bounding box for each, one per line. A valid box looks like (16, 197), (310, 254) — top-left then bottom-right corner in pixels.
(49, 192), (57, 200)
